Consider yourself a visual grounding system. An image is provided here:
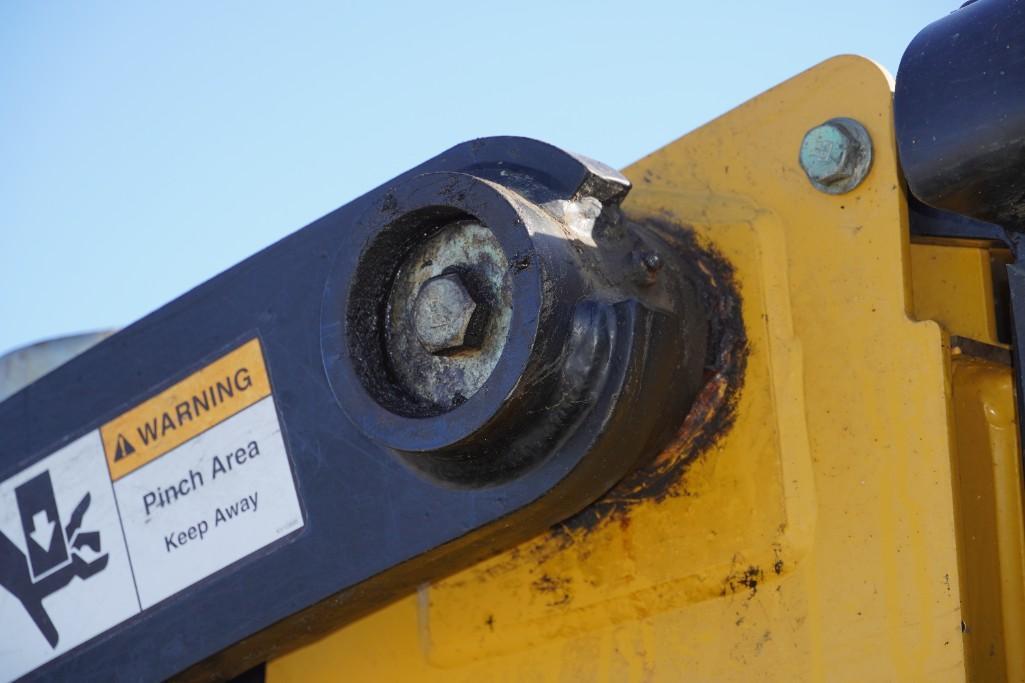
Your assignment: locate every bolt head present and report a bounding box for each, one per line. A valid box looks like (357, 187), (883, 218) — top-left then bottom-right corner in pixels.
(412, 273), (484, 354)
(641, 252), (662, 273)
(799, 118), (872, 194)
(800, 124), (855, 183)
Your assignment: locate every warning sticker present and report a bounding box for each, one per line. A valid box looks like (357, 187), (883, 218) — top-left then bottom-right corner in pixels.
(0, 338), (303, 679)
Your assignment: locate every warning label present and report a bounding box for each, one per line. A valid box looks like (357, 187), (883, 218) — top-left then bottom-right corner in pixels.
(0, 338), (303, 680)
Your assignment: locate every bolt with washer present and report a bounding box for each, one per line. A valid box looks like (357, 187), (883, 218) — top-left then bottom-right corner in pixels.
(799, 117), (873, 194)
(411, 272), (489, 355)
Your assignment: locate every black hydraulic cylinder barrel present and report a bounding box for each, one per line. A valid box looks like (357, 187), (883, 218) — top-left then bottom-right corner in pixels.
(895, 0), (1025, 227)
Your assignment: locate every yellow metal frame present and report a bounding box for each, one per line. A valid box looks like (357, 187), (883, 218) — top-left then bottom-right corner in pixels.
(269, 56), (1025, 681)
(948, 357), (1025, 681)
(910, 242), (1009, 347)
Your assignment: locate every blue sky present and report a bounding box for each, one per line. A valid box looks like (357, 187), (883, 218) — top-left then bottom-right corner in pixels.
(1, 1), (943, 355)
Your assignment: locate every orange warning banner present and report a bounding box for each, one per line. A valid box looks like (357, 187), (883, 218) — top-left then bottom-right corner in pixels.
(101, 338), (271, 481)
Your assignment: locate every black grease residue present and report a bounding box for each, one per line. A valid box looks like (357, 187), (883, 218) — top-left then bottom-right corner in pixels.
(557, 217), (748, 534)
(724, 565), (764, 596)
(531, 573), (573, 607)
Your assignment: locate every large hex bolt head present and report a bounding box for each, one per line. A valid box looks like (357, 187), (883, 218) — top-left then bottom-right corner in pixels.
(411, 272), (489, 354)
(799, 117), (873, 194)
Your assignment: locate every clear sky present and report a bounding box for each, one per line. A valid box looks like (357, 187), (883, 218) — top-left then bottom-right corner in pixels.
(1, 1), (944, 356)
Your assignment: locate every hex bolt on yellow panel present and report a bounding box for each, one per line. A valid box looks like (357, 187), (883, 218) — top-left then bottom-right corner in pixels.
(270, 56), (997, 681)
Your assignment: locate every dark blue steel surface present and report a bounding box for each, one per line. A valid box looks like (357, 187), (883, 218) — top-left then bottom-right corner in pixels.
(0, 137), (703, 681)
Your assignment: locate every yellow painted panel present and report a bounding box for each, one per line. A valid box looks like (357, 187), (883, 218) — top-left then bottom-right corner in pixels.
(910, 243), (1003, 346)
(949, 358), (1025, 681)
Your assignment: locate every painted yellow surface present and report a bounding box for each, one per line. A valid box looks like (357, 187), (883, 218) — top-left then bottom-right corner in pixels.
(101, 337), (270, 480)
(910, 242), (1006, 347)
(949, 357), (1025, 682)
(269, 56), (1010, 681)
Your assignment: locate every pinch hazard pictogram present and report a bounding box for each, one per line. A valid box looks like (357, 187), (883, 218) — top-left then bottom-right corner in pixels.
(0, 471), (109, 648)
(0, 431), (139, 680)
(112, 434), (135, 462)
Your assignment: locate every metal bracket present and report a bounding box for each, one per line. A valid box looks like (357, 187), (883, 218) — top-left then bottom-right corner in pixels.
(0, 137), (708, 680)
